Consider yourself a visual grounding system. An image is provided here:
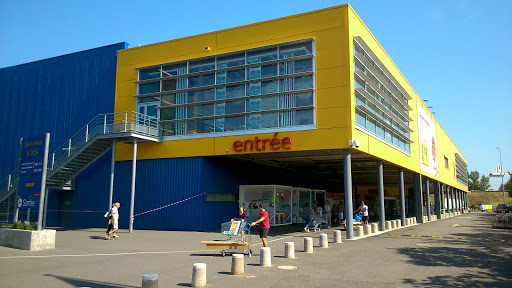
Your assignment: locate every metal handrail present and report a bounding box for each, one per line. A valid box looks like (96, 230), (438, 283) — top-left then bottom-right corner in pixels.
(0, 111), (159, 200)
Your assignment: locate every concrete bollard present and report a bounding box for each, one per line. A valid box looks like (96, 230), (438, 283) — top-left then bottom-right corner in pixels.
(391, 220), (397, 229)
(371, 223), (378, 233)
(385, 221), (392, 230)
(260, 247), (271, 267)
(142, 273), (158, 288)
(231, 254), (244, 275)
(284, 242), (295, 258)
(413, 217), (417, 224)
(407, 218), (412, 226)
(191, 263), (206, 288)
(396, 220), (401, 228)
(424, 216), (428, 223)
(363, 224), (371, 235)
(355, 225), (364, 237)
(304, 237), (313, 253)
(333, 230), (342, 243)
(319, 233), (328, 248)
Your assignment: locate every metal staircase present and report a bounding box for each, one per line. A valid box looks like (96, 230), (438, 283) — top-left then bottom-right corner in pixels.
(0, 111), (160, 224)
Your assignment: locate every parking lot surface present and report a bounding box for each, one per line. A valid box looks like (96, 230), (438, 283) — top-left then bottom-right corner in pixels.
(0, 212), (511, 287)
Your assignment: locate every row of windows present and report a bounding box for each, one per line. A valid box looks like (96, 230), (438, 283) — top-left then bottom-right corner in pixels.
(455, 153), (468, 185)
(138, 42), (313, 81)
(355, 74), (408, 126)
(354, 40), (408, 103)
(138, 59), (313, 95)
(355, 91), (410, 139)
(158, 92), (313, 121)
(161, 109), (314, 136)
(355, 58), (409, 114)
(356, 109), (411, 153)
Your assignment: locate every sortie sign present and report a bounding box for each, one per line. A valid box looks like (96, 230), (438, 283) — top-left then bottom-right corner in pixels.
(233, 133), (292, 152)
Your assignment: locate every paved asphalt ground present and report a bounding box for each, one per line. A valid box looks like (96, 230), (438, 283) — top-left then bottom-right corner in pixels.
(0, 212), (511, 288)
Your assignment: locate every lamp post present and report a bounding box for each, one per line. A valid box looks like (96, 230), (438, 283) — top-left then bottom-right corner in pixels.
(497, 147), (506, 205)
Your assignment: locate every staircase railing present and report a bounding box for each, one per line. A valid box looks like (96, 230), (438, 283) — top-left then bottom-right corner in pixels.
(0, 111), (159, 201)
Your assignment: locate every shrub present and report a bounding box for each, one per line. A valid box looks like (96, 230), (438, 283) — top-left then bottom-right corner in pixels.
(11, 222), (36, 230)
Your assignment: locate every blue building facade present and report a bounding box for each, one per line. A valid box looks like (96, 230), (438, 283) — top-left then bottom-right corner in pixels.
(0, 43), (127, 224)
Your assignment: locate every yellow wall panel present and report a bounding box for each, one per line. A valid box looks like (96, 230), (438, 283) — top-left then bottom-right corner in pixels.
(316, 86), (350, 109)
(317, 107), (348, 129)
(316, 66), (348, 89)
(216, 7), (345, 50)
(314, 27), (346, 51)
(315, 46), (346, 70)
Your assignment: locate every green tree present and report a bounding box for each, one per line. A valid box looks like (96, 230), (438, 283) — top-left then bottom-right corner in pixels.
(480, 175), (491, 192)
(468, 170), (480, 191)
(505, 177), (512, 197)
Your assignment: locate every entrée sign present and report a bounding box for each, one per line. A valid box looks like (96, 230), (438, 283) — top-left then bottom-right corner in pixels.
(233, 133), (292, 152)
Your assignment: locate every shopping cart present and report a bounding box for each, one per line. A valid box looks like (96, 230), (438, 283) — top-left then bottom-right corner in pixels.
(219, 221), (252, 257)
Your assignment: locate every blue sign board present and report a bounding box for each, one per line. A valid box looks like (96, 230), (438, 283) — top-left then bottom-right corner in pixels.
(18, 134), (48, 210)
(17, 196), (40, 210)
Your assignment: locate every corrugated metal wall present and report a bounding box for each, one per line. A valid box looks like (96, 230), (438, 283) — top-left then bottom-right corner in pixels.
(0, 42), (128, 177)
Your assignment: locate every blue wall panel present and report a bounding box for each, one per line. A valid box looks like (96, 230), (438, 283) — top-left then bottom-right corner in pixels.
(0, 42), (127, 178)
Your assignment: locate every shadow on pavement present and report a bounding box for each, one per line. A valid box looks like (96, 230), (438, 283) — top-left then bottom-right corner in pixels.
(44, 274), (138, 288)
(396, 214), (512, 287)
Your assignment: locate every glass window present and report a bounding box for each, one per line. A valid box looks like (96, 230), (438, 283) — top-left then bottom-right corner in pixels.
(189, 59), (215, 73)
(216, 71), (226, 84)
(296, 92), (314, 107)
(261, 112), (279, 128)
(356, 110), (366, 127)
(187, 89), (214, 103)
(247, 98), (261, 112)
(356, 93), (365, 106)
(162, 64), (187, 77)
(162, 79), (177, 91)
(355, 75), (365, 89)
(137, 96), (159, 104)
(160, 108), (175, 121)
(225, 100), (245, 115)
(217, 54), (244, 69)
(161, 123), (175, 136)
(247, 48), (277, 64)
(248, 64), (277, 80)
(280, 59), (313, 75)
(224, 116), (245, 131)
(261, 80), (278, 94)
(376, 122), (385, 138)
(385, 128), (392, 143)
(138, 82), (160, 95)
(139, 68), (160, 81)
(279, 42), (313, 59)
(187, 104), (214, 118)
(188, 73), (215, 88)
(216, 87), (226, 100)
(187, 119), (214, 134)
(215, 118), (224, 132)
(226, 69), (245, 83)
(161, 94), (176, 106)
(261, 96), (279, 111)
(405, 143), (410, 153)
(293, 75), (313, 91)
(226, 85), (245, 99)
(247, 82), (261, 96)
(215, 102), (225, 116)
(295, 109), (314, 125)
(247, 114), (261, 130)
(367, 117), (376, 133)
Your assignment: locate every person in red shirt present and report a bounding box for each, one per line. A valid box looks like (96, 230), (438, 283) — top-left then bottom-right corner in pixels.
(251, 204), (270, 247)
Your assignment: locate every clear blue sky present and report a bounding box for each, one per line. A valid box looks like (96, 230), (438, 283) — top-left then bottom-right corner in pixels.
(1, 0), (511, 189)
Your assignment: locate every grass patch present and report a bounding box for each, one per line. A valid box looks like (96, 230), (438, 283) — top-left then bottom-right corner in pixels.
(468, 192), (512, 207)
(11, 222), (36, 230)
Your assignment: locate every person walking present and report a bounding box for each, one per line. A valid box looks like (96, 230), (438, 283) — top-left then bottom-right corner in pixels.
(303, 203), (314, 232)
(324, 200), (332, 228)
(354, 200), (369, 225)
(251, 204), (270, 247)
(231, 206), (247, 221)
(106, 202), (120, 239)
(105, 203), (116, 239)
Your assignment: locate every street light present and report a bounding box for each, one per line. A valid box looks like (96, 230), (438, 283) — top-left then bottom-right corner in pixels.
(497, 147), (506, 205)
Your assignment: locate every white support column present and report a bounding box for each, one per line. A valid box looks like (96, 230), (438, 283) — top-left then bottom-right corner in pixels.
(129, 139), (137, 233)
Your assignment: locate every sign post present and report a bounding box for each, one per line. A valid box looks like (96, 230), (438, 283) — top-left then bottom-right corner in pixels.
(16, 133), (50, 231)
